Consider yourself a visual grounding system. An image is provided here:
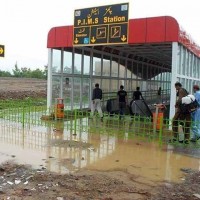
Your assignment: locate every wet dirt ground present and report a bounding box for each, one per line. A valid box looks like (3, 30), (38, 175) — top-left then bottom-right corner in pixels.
(0, 118), (200, 199)
(0, 161), (200, 200)
(0, 77), (47, 99)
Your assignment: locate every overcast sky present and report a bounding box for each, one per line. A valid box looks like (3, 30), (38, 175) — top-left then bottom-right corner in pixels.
(0, 0), (200, 72)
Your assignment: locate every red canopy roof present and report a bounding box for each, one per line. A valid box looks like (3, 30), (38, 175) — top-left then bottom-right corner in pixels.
(47, 16), (200, 58)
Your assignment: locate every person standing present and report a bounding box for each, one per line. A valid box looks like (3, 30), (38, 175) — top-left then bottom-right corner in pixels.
(133, 87), (143, 100)
(157, 87), (162, 96)
(157, 87), (162, 103)
(117, 85), (127, 119)
(171, 82), (191, 144)
(91, 83), (103, 119)
(190, 85), (200, 142)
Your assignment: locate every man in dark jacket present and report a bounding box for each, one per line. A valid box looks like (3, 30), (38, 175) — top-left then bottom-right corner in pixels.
(171, 82), (191, 144)
(117, 85), (127, 119)
(91, 83), (103, 119)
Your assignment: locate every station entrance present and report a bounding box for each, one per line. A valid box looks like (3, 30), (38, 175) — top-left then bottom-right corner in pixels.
(47, 15), (200, 119)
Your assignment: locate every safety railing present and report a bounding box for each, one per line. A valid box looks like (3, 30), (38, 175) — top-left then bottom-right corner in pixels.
(0, 99), (199, 147)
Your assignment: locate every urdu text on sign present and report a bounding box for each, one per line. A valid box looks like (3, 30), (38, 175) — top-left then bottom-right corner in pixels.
(73, 3), (129, 46)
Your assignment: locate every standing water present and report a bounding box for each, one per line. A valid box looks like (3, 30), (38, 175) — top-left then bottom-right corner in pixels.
(0, 117), (199, 184)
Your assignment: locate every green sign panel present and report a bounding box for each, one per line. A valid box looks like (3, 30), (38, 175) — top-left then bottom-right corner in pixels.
(0, 45), (5, 57)
(73, 3), (129, 46)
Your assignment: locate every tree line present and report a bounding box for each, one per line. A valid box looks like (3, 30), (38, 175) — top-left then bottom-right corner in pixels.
(0, 63), (47, 79)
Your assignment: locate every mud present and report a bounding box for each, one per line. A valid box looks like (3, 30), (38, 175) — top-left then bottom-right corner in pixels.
(1, 161), (200, 200)
(153, 169), (200, 200)
(0, 162), (152, 200)
(0, 77), (47, 99)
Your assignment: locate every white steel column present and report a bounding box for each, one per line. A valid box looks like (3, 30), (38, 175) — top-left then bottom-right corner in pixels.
(60, 48), (64, 99)
(109, 55), (112, 93)
(100, 54), (103, 88)
(47, 48), (53, 111)
(169, 42), (179, 120)
(130, 61), (133, 91)
(71, 48), (75, 110)
(124, 56), (128, 90)
(89, 48), (94, 107)
(117, 59), (120, 90)
(80, 49), (84, 109)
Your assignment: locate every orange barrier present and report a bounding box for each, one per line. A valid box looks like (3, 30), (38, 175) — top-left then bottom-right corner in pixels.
(153, 112), (164, 130)
(153, 104), (166, 131)
(55, 98), (64, 119)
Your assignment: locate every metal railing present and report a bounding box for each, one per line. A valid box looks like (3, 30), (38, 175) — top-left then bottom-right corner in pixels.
(0, 99), (199, 147)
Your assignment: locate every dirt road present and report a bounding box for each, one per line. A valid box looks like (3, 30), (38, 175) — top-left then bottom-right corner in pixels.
(0, 77), (47, 99)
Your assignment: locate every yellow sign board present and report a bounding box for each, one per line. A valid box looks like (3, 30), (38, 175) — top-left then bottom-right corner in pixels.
(0, 45), (5, 57)
(73, 3), (129, 46)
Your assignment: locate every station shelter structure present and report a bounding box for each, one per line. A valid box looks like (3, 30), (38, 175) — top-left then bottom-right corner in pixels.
(47, 15), (200, 119)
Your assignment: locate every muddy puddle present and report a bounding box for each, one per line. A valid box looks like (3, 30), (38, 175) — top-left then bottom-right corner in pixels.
(0, 118), (199, 185)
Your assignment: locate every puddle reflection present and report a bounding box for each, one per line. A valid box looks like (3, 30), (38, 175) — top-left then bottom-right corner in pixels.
(0, 118), (199, 183)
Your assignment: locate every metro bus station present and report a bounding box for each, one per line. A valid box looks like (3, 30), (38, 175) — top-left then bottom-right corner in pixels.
(46, 3), (200, 121)
(1, 2), (200, 198)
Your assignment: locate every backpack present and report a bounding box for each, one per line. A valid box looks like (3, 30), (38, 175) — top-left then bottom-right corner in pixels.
(180, 95), (200, 114)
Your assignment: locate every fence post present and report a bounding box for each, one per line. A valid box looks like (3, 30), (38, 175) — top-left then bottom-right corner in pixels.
(74, 109), (77, 133)
(159, 117), (163, 145)
(22, 105), (25, 128)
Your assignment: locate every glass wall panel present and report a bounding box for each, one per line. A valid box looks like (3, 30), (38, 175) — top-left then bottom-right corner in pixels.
(111, 61), (118, 77)
(182, 50), (186, 76)
(197, 59), (200, 79)
(132, 62), (137, 78)
(99, 78), (109, 93)
(127, 60), (132, 79)
(93, 57), (102, 76)
(102, 79), (119, 106)
(52, 50), (61, 73)
(63, 76), (72, 109)
(82, 78), (90, 108)
(178, 47), (183, 75)
(63, 51), (72, 74)
(188, 79), (192, 94)
(168, 72), (172, 89)
(52, 75), (61, 105)
(83, 54), (90, 75)
(146, 65), (151, 90)
(164, 72), (167, 91)
(137, 63), (143, 79)
(126, 79), (132, 92)
(119, 79), (125, 88)
(193, 58), (197, 78)
(74, 53), (82, 75)
(182, 78), (186, 88)
(73, 77), (81, 108)
(119, 61), (125, 78)
(186, 52), (190, 76)
(110, 79), (118, 92)
(102, 58), (111, 77)
(131, 80), (137, 93)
